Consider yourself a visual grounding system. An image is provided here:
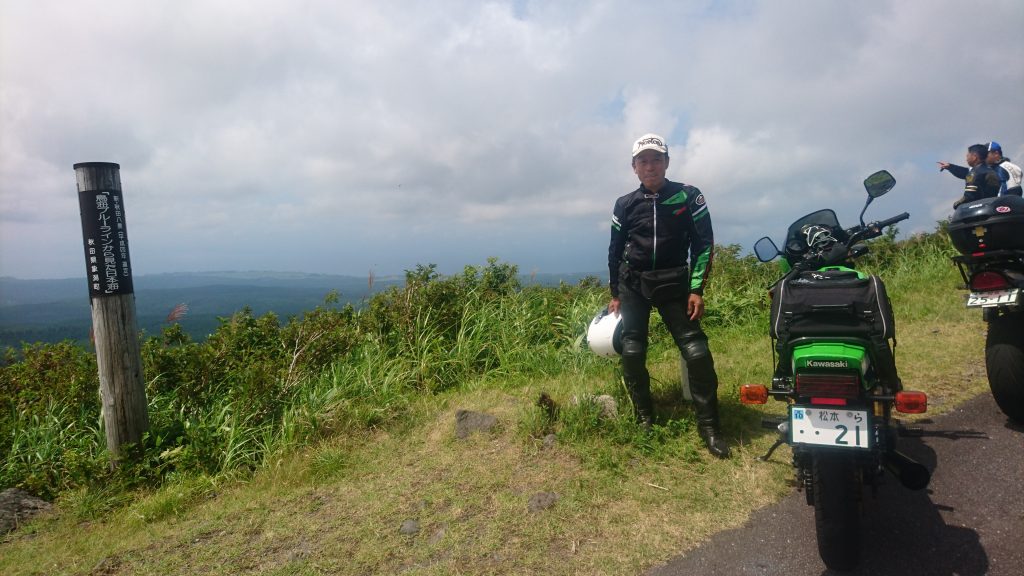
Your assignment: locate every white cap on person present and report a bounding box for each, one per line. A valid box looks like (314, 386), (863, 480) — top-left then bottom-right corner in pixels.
(632, 133), (668, 157)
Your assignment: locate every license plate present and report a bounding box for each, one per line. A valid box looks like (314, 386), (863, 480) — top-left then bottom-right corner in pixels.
(967, 288), (1020, 308)
(790, 406), (871, 449)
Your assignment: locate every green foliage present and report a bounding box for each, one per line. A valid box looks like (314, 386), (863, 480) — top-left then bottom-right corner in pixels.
(0, 230), (965, 510)
(308, 444), (352, 481)
(0, 258), (606, 500)
(530, 388), (704, 474)
(0, 402), (106, 500)
(0, 342), (99, 416)
(362, 258), (528, 391)
(703, 243), (782, 329)
(126, 474), (218, 524)
(0, 342), (100, 487)
(279, 292), (361, 385)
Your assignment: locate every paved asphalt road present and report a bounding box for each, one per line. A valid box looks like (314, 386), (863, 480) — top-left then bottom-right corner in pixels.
(648, 392), (1024, 576)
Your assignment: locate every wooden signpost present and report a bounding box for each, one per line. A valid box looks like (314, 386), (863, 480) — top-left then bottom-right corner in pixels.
(74, 162), (149, 461)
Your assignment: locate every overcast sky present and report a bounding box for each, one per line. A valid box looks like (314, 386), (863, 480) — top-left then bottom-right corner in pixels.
(2, 0), (1022, 281)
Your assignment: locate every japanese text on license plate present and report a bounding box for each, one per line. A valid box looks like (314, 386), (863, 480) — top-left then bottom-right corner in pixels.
(790, 407), (870, 449)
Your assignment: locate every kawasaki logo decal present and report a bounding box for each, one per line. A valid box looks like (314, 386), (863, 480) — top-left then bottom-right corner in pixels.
(806, 360), (849, 368)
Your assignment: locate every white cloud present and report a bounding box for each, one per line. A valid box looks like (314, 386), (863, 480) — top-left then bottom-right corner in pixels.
(1, 0), (1022, 278)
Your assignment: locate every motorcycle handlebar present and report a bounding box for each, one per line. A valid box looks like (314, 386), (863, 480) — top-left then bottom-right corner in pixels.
(874, 212), (910, 230)
(852, 212), (910, 242)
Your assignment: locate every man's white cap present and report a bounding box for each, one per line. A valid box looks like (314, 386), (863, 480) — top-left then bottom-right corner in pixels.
(632, 133), (668, 157)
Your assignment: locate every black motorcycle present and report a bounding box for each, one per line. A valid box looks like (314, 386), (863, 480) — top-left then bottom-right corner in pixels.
(948, 195), (1024, 423)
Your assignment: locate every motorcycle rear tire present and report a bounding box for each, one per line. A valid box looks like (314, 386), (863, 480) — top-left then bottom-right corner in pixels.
(986, 311), (1024, 424)
(813, 452), (861, 571)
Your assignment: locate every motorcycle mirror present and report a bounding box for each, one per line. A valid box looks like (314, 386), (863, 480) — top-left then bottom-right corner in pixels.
(864, 170), (896, 198)
(754, 236), (780, 262)
(859, 170), (896, 225)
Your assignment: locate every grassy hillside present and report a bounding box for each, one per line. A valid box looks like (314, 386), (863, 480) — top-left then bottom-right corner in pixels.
(0, 237), (990, 575)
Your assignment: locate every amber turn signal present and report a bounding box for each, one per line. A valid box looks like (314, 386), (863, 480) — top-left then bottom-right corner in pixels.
(895, 391), (928, 414)
(740, 384), (768, 405)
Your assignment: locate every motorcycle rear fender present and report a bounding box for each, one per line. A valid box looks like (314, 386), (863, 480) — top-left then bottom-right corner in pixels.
(777, 337), (878, 374)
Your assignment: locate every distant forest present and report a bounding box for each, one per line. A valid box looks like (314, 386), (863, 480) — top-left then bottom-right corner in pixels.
(0, 270), (601, 350)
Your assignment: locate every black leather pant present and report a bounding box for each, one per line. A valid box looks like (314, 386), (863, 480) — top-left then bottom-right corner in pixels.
(618, 281), (721, 430)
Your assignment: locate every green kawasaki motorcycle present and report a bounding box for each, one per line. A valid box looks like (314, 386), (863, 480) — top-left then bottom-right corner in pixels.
(742, 170), (930, 571)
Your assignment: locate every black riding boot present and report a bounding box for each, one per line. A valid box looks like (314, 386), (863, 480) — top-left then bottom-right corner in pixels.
(687, 354), (730, 458)
(629, 384), (654, 432)
(622, 351), (654, 431)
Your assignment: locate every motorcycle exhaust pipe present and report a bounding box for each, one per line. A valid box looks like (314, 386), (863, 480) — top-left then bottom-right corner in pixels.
(884, 450), (931, 491)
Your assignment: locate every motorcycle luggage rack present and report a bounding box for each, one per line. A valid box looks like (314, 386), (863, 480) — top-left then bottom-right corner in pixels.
(951, 249), (1024, 286)
(951, 248), (1024, 265)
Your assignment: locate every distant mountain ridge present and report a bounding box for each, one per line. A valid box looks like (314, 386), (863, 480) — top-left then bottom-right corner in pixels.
(0, 272), (393, 306)
(0, 270), (603, 349)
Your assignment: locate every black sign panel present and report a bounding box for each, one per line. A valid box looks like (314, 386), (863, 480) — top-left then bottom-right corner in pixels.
(78, 189), (134, 296)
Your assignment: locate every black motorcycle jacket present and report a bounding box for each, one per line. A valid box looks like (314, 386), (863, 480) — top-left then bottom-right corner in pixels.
(608, 179), (714, 298)
(946, 163), (1003, 205)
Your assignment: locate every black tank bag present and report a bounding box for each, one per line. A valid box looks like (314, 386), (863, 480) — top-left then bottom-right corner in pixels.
(769, 269), (895, 343)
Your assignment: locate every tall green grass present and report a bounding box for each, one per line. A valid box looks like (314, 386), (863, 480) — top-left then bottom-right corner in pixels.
(0, 229), (964, 512)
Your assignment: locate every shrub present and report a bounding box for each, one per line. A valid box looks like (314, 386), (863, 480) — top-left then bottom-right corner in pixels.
(0, 236), (962, 505)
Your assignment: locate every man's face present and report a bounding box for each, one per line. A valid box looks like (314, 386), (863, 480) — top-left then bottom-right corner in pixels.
(967, 151), (981, 166)
(632, 150), (669, 191)
(987, 150), (1003, 164)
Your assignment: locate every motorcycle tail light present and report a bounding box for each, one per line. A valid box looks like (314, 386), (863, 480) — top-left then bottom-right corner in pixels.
(810, 397), (847, 406)
(795, 372), (860, 399)
(740, 384), (768, 404)
(895, 391), (928, 414)
(970, 271), (1010, 291)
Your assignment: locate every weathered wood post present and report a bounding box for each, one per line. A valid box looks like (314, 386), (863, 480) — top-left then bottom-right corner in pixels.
(74, 162), (149, 461)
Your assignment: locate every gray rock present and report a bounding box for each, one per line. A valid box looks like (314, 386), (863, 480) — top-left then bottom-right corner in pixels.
(399, 519), (420, 535)
(571, 394), (619, 419)
(455, 410), (497, 439)
(0, 488), (51, 534)
(542, 433), (558, 449)
(527, 492), (559, 513)
(593, 394), (619, 418)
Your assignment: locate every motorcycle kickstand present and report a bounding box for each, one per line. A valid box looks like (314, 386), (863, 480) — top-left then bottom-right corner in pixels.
(756, 419), (789, 462)
(757, 437), (786, 462)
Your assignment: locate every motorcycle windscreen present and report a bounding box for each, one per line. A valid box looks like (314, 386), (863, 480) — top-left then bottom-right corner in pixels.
(783, 209), (844, 255)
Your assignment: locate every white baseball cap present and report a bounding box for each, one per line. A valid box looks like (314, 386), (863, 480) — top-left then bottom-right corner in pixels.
(632, 133), (668, 157)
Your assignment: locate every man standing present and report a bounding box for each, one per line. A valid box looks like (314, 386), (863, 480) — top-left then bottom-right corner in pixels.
(985, 141), (1023, 197)
(938, 143), (1002, 208)
(607, 133), (729, 458)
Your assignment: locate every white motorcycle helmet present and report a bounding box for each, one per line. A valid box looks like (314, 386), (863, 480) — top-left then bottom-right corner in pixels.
(587, 307), (623, 357)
